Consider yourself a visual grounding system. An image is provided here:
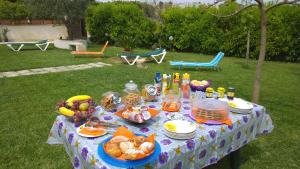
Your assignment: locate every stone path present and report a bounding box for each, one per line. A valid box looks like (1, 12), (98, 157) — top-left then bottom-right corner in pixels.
(0, 62), (111, 78)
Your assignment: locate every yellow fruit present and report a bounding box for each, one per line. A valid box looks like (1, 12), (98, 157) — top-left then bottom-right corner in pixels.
(59, 107), (75, 117)
(164, 122), (177, 132)
(66, 95), (91, 107)
(79, 103), (89, 111)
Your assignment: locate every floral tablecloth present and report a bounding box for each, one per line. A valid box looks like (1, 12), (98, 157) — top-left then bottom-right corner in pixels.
(47, 98), (273, 169)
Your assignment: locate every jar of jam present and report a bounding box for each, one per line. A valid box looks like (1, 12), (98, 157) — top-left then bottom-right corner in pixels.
(206, 87), (214, 98)
(141, 84), (157, 102)
(217, 87), (225, 98)
(227, 87), (235, 100)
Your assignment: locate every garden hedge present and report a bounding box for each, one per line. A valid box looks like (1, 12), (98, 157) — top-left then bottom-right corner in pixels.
(86, 2), (300, 62)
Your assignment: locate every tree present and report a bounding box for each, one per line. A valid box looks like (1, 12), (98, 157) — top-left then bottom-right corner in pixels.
(209, 0), (300, 103)
(25, 0), (94, 40)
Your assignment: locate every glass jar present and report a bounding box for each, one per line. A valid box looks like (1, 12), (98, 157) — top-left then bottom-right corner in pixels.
(206, 87), (214, 98)
(122, 80), (141, 107)
(227, 87), (235, 100)
(100, 92), (121, 111)
(141, 84), (157, 102)
(217, 87), (225, 98)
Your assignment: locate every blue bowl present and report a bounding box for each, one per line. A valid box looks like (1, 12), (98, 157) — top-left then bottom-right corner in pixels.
(98, 134), (161, 168)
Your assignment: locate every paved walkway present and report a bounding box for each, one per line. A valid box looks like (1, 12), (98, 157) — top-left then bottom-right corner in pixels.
(0, 62), (111, 78)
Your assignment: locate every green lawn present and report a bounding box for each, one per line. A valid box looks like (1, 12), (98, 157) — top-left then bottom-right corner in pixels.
(0, 44), (299, 169)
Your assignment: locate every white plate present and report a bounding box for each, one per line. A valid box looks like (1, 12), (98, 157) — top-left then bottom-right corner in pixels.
(220, 98), (253, 114)
(163, 120), (196, 134)
(163, 129), (196, 140)
(76, 124), (107, 138)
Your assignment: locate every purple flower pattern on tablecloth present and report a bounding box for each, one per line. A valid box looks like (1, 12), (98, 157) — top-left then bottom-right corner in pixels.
(219, 139), (226, 148)
(186, 139), (195, 150)
(243, 140), (248, 145)
(140, 127), (149, 133)
(161, 139), (172, 145)
(103, 115), (112, 120)
(159, 152), (169, 164)
(100, 166), (107, 169)
(228, 125), (233, 130)
(183, 106), (190, 110)
(210, 157), (218, 164)
(174, 161), (182, 169)
(237, 131), (241, 140)
(58, 122), (63, 137)
(209, 130), (216, 139)
(149, 105), (156, 108)
(256, 110), (260, 117)
(199, 149), (207, 159)
(81, 147), (88, 161)
(183, 101), (190, 104)
(74, 157), (80, 168)
(109, 109), (117, 113)
(243, 116), (248, 123)
(68, 133), (74, 145)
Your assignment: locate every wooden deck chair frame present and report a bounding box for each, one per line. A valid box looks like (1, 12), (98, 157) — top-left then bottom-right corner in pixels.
(71, 41), (109, 56)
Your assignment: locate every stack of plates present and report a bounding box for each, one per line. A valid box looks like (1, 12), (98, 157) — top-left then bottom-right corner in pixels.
(163, 120), (196, 139)
(220, 98), (253, 114)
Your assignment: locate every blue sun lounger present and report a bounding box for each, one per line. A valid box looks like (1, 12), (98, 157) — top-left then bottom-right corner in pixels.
(170, 52), (224, 70)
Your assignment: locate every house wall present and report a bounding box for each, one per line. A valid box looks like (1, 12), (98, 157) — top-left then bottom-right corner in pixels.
(0, 24), (68, 42)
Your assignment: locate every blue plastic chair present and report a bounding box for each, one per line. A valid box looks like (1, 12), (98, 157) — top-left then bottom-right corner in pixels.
(170, 52), (224, 70)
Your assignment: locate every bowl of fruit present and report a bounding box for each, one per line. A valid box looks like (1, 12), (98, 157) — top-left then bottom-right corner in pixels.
(190, 80), (211, 92)
(56, 95), (97, 125)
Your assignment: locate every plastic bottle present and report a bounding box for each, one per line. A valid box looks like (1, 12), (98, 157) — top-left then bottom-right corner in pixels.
(172, 73), (180, 95)
(162, 74), (171, 96)
(154, 72), (162, 96)
(181, 73), (190, 99)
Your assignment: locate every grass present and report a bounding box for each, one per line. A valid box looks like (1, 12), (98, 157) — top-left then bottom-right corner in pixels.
(0, 44), (299, 169)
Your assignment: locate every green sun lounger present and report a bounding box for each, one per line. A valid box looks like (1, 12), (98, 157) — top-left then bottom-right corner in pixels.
(170, 52), (224, 70)
(119, 48), (167, 65)
(4, 39), (50, 52)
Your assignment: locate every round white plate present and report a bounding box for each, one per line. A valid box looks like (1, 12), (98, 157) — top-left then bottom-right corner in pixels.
(163, 120), (196, 134)
(220, 98), (253, 114)
(76, 124), (107, 138)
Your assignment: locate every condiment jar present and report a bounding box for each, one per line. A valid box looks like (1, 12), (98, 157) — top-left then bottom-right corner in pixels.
(217, 87), (226, 98)
(141, 84), (157, 102)
(227, 87), (235, 100)
(206, 87), (214, 98)
(100, 92), (121, 111)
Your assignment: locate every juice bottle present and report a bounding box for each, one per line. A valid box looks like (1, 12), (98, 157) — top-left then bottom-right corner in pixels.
(162, 74), (171, 96)
(181, 73), (190, 99)
(154, 72), (162, 96)
(172, 73), (180, 95)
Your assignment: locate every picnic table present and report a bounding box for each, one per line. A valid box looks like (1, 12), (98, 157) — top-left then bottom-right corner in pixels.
(47, 98), (273, 169)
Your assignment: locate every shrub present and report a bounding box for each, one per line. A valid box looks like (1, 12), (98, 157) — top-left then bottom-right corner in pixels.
(86, 2), (157, 51)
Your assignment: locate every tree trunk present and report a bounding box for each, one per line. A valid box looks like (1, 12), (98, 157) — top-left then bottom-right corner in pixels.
(246, 30), (250, 65)
(64, 19), (83, 40)
(252, 6), (267, 103)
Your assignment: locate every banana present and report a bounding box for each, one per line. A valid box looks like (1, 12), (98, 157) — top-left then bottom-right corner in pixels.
(66, 95), (91, 107)
(58, 107), (75, 117)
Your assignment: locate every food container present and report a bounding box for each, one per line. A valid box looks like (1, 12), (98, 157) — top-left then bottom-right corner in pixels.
(227, 87), (235, 100)
(191, 98), (232, 126)
(122, 80), (141, 107)
(100, 92), (122, 111)
(141, 84), (157, 102)
(190, 80), (211, 92)
(162, 93), (181, 112)
(205, 87), (214, 98)
(217, 87), (225, 98)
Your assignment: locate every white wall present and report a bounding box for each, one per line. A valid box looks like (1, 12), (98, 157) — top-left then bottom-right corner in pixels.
(1, 25), (68, 42)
